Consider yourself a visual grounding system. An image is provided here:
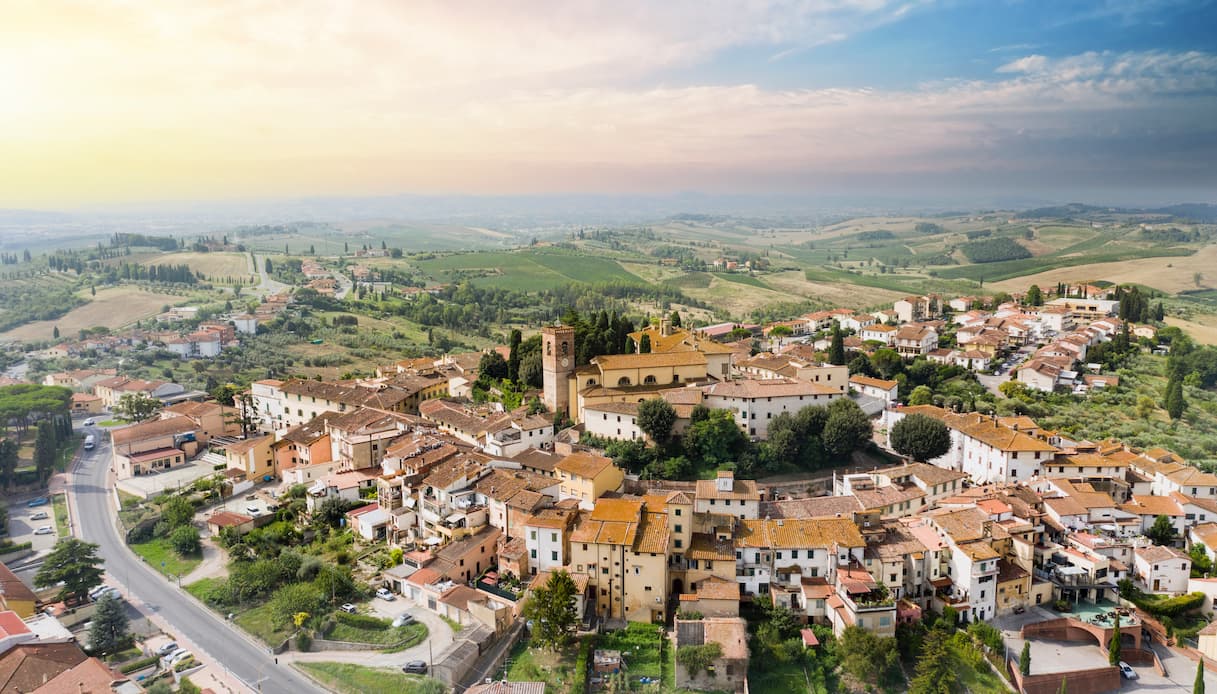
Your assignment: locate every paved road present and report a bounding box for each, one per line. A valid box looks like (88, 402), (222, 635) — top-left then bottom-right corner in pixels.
(251, 253), (290, 296)
(70, 424), (321, 694)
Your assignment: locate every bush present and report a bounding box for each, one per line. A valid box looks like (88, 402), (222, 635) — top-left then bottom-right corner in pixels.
(573, 637), (591, 694)
(961, 237), (1032, 263)
(0, 541), (33, 555)
(296, 631), (312, 652)
(333, 611), (387, 630)
(119, 655), (160, 674)
(967, 621), (1003, 652)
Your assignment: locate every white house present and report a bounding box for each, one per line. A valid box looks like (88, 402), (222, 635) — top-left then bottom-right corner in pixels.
(849, 375), (898, 406)
(700, 378), (841, 439)
(523, 514), (570, 575)
(859, 324), (897, 346)
(1133, 544), (1190, 594)
(583, 402), (646, 442)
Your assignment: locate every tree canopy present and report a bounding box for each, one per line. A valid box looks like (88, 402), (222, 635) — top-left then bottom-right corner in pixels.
(35, 538), (105, 602)
(522, 570), (578, 650)
(637, 398), (677, 445)
(891, 414), (952, 462)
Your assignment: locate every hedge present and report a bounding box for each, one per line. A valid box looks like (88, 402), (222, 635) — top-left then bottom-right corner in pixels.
(120, 656), (161, 674)
(0, 541), (32, 555)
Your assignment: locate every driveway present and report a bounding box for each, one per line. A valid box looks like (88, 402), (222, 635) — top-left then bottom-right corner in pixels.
(283, 598), (456, 669)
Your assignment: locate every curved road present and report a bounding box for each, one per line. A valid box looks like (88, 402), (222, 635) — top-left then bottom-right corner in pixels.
(71, 426), (321, 694)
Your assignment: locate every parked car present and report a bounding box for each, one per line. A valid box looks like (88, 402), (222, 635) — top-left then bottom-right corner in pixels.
(29, 511), (49, 520)
(376, 588), (395, 601)
(392, 614), (416, 628)
(83, 419), (95, 426)
(1119, 662), (1137, 680)
(92, 587), (121, 601)
(167, 650), (193, 666)
(156, 642), (179, 657)
(26, 497), (48, 507)
(246, 505), (261, 515)
(34, 525), (54, 535)
(340, 603), (357, 614)
(402, 661), (428, 675)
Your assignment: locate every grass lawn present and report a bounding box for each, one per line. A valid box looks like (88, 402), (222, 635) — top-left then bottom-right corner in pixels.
(233, 602), (293, 646)
(295, 662), (445, 694)
(748, 661), (811, 694)
(98, 419), (129, 427)
(948, 641), (1008, 694)
(183, 576), (224, 602)
(503, 636), (582, 694)
(52, 494), (68, 533)
(326, 615), (428, 649)
(440, 615), (463, 633)
(128, 537), (202, 578)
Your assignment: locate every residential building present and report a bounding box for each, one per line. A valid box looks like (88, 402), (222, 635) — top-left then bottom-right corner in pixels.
(555, 452), (624, 509)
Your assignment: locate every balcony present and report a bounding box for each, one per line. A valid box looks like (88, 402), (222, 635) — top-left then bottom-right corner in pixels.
(1034, 567), (1115, 588)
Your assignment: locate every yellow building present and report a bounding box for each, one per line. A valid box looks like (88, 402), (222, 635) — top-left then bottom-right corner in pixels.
(628, 320), (735, 380)
(568, 351), (711, 422)
(221, 434), (276, 481)
(0, 562), (37, 618)
(570, 498), (670, 623)
(555, 451), (625, 509)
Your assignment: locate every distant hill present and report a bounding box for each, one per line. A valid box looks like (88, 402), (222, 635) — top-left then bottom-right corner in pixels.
(1016, 202), (1217, 223)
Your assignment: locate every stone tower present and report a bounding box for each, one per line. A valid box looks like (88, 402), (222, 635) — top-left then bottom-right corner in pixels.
(542, 325), (576, 414)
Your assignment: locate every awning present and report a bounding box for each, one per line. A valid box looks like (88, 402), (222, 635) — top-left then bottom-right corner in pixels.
(930, 577), (952, 589)
(445, 512), (464, 524)
(424, 536), (442, 545)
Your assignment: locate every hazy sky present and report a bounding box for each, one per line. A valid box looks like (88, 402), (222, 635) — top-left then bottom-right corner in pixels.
(3, 1), (1216, 207)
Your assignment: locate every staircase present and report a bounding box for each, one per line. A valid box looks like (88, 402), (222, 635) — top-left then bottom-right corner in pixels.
(197, 451), (228, 469)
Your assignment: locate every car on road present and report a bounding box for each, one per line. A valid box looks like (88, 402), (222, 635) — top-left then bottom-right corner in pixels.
(392, 614), (415, 627)
(88, 584), (113, 599)
(27, 497), (48, 507)
(83, 418), (95, 426)
(1118, 662), (1137, 680)
(340, 603), (357, 614)
(30, 511), (49, 520)
(92, 587), (121, 601)
(246, 505), (261, 515)
(402, 661), (428, 675)
(156, 642), (179, 657)
(376, 588), (395, 601)
(34, 525), (54, 535)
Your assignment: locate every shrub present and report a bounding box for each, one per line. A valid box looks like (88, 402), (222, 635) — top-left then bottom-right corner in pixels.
(572, 637), (591, 694)
(333, 611), (388, 630)
(295, 631), (312, 652)
(967, 621), (1003, 652)
(119, 655), (160, 674)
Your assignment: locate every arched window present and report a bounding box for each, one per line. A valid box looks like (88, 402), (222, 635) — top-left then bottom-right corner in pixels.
(617, 377), (632, 386)
(561, 341), (569, 356)
(587, 378), (598, 386)
(643, 375), (657, 385)
(546, 341), (552, 356)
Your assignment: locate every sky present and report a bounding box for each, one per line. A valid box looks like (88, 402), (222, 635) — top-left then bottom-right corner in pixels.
(2, 0), (1216, 208)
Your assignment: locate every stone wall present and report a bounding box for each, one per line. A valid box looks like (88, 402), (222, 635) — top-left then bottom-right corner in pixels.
(1009, 663), (1120, 694)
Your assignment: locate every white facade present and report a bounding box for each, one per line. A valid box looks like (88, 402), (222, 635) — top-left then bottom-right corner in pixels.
(702, 382), (842, 440)
(1134, 547), (1190, 594)
(583, 405), (646, 442)
(525, 522), (567, 575)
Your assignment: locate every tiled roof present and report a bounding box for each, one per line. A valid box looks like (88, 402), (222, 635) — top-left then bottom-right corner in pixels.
(110, 416), (197, 445)
(694, 477), (760, 501)
(207, 511), (254, 527)
(592, 352), (707, 370)
(735, 518), (863, 549)
(556, 451), (615, 480)
(633, 512), (670, 554)
(702, 378), (837, 398)
(849, 375), (898, 390)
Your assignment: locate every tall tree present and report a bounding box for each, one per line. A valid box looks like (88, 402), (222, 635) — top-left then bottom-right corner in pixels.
(522, 570), (578, 650)
(669, 310), (682, 328)
(1165, 376), (1187, 420)
(1020, 641), (1032, 676)
(639, 334), (652, 353)
(822, 398), (873, 458)
(88, 594), (130, 655)
(34, 421), (56, 481)
(1195, 659), (1205, 694)
(637, 398), (677, 445)
(0, 439), (17, 490)
(35, 538), (105, 602)
(828, 324), (846, 365)
(507, 329), (523, 383)
(1108, 615), (1121, 665)
(891, 414), (952, 462)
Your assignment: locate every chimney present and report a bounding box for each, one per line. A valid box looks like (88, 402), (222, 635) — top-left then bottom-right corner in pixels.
(660, 317), (671, 337)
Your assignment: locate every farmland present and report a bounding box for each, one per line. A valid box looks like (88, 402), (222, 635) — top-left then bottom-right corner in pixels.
(0, 286), (185, 341)
(412, 249), (639, 291)
(149, 252), (253, 283)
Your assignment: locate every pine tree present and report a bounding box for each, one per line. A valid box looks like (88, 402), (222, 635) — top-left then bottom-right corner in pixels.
(1108, 615), (1121, 665)
(507, 329), (522, 383)
(88, 594), (130, 655)
(1165, 376), (1186, 420)
(829, 324), (846, 365)
(34, 421), (56, 481)
(1020, 641), (1031, 675)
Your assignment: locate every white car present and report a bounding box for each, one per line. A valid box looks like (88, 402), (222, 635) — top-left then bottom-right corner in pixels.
(167, 650), (193, 666)
(92, 588), (121, 602)
(33, 525), (54, 535)
(1118, 662), (1137, 680)
(83, 419), (95, 426)
(29, 511), (49, 520)
(376, 588), (395, 601)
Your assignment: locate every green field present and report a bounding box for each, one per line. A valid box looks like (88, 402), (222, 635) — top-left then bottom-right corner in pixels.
(934, 245), (1195, 282)
(415, 249), (638, 291)
(295, 662), (446, 694)
(128, 537), (202, 578)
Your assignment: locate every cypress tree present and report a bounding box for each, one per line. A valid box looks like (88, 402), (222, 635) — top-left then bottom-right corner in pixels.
(829, 324), (846, 365)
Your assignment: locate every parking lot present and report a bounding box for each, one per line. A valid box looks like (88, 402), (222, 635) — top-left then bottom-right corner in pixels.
(116, 461), (217, 500)
(4, 496), (62, 555)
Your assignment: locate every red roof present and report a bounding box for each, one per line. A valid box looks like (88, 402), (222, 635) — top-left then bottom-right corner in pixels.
(406, 567), (443, 586)
(0, 611), (31, 638)
(346, 503), (379, 518)
(800, 628), (820, 647)
(208, 511), (253, 527)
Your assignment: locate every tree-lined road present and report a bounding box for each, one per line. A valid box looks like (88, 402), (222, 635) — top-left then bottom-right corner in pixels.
(70, 424), (320, 694)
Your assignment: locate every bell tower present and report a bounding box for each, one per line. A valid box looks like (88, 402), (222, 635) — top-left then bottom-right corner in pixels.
(542, 325), (576, 414)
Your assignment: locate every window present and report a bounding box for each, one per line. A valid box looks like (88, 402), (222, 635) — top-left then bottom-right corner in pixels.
(675, 508), (681, 516)
(530, 531), (537, 540)
(552, 551), (558, 561)
(674, 524), (682, 533)
(791, 550), (798, 559)
(551, 533), (558, 542)
(674, 539), (682, 548)
(602, 567), (609, 575)
(530, 549), (537, 559)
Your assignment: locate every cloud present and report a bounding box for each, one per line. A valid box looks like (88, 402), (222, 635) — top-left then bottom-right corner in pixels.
(0, 3), (1214, 203)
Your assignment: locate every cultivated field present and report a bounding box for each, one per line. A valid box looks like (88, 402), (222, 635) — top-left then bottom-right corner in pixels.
(155, 252), (252, 281)
(414, 249), (638, 291)
(1167, 316), (1217, 346)
(991, 243), (1217, 295)
(0, 286), (184, 341)
(764, 271), (907, 309)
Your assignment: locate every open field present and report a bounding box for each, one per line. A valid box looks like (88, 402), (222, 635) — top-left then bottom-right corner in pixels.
(765, 271), (906, 309)
(0, 286), (184, 341)
(1166, 315), (1217, 345)
(295, 662), (444, 694)
(991, 243), (1217, 294)
(414, 249), (638, 291)
(152, 252), (252, 281)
